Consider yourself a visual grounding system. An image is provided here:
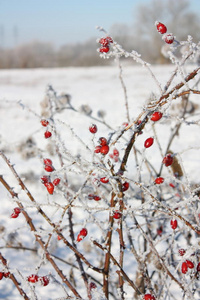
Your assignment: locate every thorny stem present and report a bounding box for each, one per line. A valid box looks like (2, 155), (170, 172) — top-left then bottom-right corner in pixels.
(93, 240), (142, 295)
(0, 174), (80, 299)
(0, 252), (30, 300)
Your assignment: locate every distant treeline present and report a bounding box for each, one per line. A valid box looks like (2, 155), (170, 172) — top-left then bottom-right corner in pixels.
(0, 0), (199, 68)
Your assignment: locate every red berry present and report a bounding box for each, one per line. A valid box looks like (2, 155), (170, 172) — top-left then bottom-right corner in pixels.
(46, 182), (54, 195)
(11, 212), (19, 218)
(155, 21), (167, 34)
(100, 177), (109, 183)
(113, 148), (119, 156)
(28, 274), (39, 283)
(154, 177), (164, 184)
(44, 131), (52, 139)
(94, 145), (102, 153)
(178, 249), (186, 256)
(169, 183), (175, 188)
(164, 34), (174, 44)
(40, 276), (49, 286)
(186, 260), (194, 269)
(3, 272), (10, 278)
(99, 37), (109, 46)
(88, 194), (95, 200)
(144, 137), (154, 148)
(113, 211), (122, 219)
(99, 137), (107, 146)
(144, 294), (156, 300)
(151, 112), (163, 121)
(89, 282), (97, 290)
(53, 178), (60, 186)
(14, 207), (21, 214)
(93, 195), (101, 201)
(163, 154), (173, 167)
(197, 262), (200, 272)
(41, 176), (50, 184)
(44, 165), (54, 172)
(77, 228), (87, 242)
(99, 46), (110, 53)
(0, 272), (3, 280)
(43, 158), (52, 165)
(100, 145), (109, 155)
(89, 124), (97, 134)
(170, 219), (177, 230)
(157, 226), (163, 236)
(80, 228), (88, 237)
(106, 36), (113, 43)
(181, 262), (188, 274)
(122, 182), (129, 192)
(41, 119), (49, 127)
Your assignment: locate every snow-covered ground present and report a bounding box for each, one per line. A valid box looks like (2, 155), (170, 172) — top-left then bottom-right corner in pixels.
(0, 64), (200, 299)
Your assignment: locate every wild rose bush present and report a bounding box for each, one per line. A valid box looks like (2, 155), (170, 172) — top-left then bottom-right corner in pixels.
(0, 22), (200, 300)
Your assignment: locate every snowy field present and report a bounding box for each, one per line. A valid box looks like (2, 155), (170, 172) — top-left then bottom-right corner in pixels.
(0, 64), (200, 300)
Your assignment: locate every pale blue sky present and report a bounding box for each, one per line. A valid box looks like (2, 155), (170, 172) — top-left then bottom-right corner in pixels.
(0, 0), (199, 48)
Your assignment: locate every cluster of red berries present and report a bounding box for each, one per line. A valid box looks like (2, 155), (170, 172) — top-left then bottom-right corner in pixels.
(77, 228), (88, 242)
(143, 293), (156, 300)
(94, 137), (109, 155)
(11, 207), (21, 218)
(97, 36), (113, 53)
(155, 21), (174, 44)
(41, 119), (52, 139)
(41, 159), (60, 194)
(109, 148), (119, 162)
(0, 271), (10, 280)
(28, 274), (49, 286)
(181, 260), (194, 274)
(88, 193), (101, 201)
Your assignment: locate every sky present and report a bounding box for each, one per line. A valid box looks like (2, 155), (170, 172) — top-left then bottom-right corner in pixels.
(0, 0), (200, 48)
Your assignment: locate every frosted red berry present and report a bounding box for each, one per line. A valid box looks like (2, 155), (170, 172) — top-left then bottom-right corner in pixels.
(53, 178), (60, 186)
(99, 46), (110, 53)
(43, 158), (52, 165)
(178, 249), (186, 256)
(41, 119), (49, 127)
(164, 34), (174, 44)
(0, 272), (3, 280)
(122, 182), (129, 191)
(154, 177), (164, 184)
(100, 177), (109, 183)
(44, 131), (52, 139)
(44, 165), (54, 172)
(113, 148), (119, 156)
(181, 262), (188, 274)
(99, 36), (113, 46)
(41, 176), (48, 185)
(77, 228), (87, 242)
(3, 272), (10, 278)
(113, 211), (122, 219)
(93, 195), (101, 201)
(46, 182), (54, 195)
(94, 145), (102, 153)
(99, 137), (107, 146)
(100, 145), (109, 155)
(144, 137), (154, 148)
(151, 112), (163, 121)
(89, 124), (97, 134)
(28, 274), (39, 283)
(11, 212), (19, 218)
(170, 219), (177, 230)
(144, 294), (156, 300)
(186, 260), (194, 269)
(163, 154), (173, 167)
(89, 282), (97, 290)
(14, 207), (21, 214)
(40, 276), (49, 286)
(155, 22), (167, 34)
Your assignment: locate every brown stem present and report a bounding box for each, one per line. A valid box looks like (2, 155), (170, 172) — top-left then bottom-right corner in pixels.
(93, 240), (142, 295)
(0, 252), (30, 300)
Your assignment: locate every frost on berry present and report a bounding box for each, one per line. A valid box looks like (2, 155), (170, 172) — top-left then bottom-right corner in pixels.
(155, 21), (167, 34)
(89, 124), (97, 134)
(164, 34), (174, 44)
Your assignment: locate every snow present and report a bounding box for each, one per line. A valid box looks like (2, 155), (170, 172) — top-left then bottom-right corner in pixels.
(0, 64), (200, 299)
